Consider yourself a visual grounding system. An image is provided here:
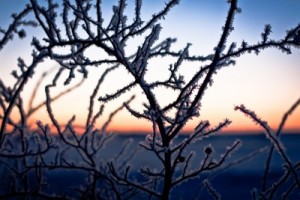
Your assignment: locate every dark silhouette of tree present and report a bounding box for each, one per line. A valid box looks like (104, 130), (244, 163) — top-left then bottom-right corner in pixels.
(0, 0), (299, 199)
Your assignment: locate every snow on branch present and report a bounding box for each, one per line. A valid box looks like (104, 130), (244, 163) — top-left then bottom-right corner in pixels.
(261, 98), (300, 192)
(235, 104), (300, 190)
(0, 4), (36, 50)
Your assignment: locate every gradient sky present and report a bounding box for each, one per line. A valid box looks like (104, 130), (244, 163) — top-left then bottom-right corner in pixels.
(0, 0), (300, 133)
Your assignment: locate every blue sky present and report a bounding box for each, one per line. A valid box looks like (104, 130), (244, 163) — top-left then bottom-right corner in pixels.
(0, 0), (300, 132)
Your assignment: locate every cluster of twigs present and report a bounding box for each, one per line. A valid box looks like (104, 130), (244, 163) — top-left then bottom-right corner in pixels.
(235, 98), (300, 199)
(0, 0), (300, 199)
(0, 62), (138, 199)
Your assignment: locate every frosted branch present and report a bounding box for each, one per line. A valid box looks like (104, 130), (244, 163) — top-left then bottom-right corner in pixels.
(235, 104), (300, 190)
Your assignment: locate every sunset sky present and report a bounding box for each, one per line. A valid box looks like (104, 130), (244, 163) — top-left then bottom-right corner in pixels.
(0, 0), (300, 133)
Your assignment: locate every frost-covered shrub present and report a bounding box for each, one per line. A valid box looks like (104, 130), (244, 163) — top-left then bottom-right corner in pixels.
(0, 0), (299, 199)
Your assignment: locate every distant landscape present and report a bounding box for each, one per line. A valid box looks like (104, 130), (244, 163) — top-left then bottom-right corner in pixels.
(1, 132), (300, 199)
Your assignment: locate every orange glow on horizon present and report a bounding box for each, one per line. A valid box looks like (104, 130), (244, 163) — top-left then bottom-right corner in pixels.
(29, 109), (300, 134)
(2, 111), (300, 135)
(3, 95), (300, 135)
